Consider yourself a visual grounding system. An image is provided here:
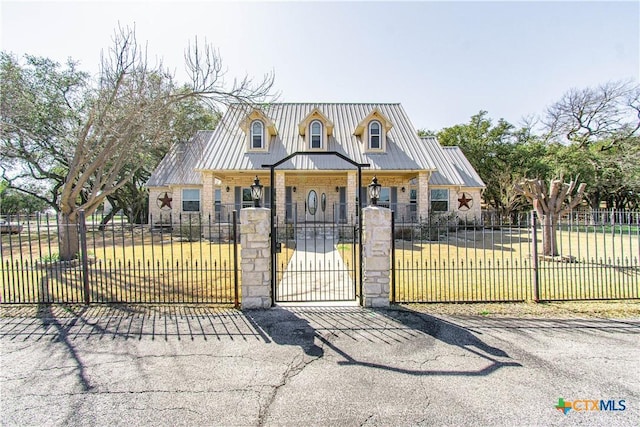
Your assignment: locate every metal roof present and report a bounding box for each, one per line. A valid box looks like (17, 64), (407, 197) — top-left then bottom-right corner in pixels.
(195, 103), (438, 171)
(146, 131), (212, 187)
(442, 146), (485, 188)
(420, 137), (485, 188)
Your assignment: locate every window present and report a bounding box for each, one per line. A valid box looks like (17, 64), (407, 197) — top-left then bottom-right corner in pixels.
(409, 187), (418, 221)
(251, 120), (264, 149)
(369, 120), (381, 149)
(242, 188), (253, 208)
(182, 189), (200, 212)
(310, 120), (323, 149)
(378, 187), (390, 208)
(430, 189), (449, 212)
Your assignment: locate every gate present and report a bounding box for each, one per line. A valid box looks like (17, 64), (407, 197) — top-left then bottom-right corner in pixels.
(262, 151), (369, 304)
(273, 218), (358, 302)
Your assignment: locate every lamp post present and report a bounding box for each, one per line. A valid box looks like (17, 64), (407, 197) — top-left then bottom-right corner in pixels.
(368, 176), (381, 206)
(250, 176), (263, 208)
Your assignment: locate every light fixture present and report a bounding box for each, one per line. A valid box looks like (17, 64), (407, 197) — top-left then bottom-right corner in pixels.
(292, 186), (296, 193)
(335, 186), (339, 193)
(225, 186), (230, 193)
(401, 187), (406, 193)
(250, 176), (263, 207)
(368, 176), (381, 206)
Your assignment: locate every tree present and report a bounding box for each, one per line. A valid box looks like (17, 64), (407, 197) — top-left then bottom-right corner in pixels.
(543, 81), (640, 209)
(0, 188), (48, 215)
(1, 26), (274, 260)
(544, 80), (640, 149)
(514, 178), (586, 257)
(437, 111), (549, 218)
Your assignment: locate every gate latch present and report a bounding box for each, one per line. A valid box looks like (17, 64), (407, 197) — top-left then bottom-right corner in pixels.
(275, 242), (282, 253)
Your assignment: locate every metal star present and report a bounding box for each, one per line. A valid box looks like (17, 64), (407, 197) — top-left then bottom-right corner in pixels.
(458, 193), (472, 210)
(158, 192), (173, 209)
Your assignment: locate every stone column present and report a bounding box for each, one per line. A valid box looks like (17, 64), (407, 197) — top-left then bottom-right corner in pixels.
(240, 208), (272, 309)
(362, 206), (391, 307)
(418, 171), (430, 221)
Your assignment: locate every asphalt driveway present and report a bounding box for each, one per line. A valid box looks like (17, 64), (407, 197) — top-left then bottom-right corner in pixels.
(1, 305), (638, 426)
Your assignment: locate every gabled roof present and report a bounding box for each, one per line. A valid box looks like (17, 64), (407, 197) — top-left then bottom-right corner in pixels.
(146, 131), (211, 187)
(195, 103), (437, 171)
(421, 137), (485, 188)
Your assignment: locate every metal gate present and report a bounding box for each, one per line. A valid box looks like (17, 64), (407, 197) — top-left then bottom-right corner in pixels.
(273, 218), (359, 302)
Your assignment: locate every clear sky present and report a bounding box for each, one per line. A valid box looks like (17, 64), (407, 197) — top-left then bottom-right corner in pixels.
(1, 1), (638, 131)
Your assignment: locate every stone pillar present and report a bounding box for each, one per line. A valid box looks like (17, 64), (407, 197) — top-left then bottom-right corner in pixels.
(275, 172), (286, 222)
(201, 172), (214, 222)
(240, 208), (272, 309)
(362, 206), (391, 308)
(418, 171), (430, 221)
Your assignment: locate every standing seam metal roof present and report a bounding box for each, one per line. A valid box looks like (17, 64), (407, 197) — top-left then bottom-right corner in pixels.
(146, 131), (212, 187)
(195, 103), (438, 171)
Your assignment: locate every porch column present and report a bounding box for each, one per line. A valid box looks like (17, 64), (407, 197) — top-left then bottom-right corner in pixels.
(347, 171), (357, 222)
(240, 207), (272, 309)
(362, 206), (391, 307)
(275, 171), (286, 222)
(418, 171), (430, 221)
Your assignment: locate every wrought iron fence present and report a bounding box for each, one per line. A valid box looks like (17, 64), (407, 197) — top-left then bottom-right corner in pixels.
(1, 212), (239, 305)
(392, 210), (639, 303)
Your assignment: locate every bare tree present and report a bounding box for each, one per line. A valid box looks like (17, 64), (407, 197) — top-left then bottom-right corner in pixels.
(514, 178), (586, 257)
(544, 80), (640, 149)
(2, 25), (275, 260)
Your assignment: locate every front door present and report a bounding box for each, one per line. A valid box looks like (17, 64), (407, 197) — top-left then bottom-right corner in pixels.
(306, 189), (319, 221)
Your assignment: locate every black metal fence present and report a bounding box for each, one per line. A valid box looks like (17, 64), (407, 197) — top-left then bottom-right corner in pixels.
(392, 210), (639, 303)
(1, 212), (239, 305)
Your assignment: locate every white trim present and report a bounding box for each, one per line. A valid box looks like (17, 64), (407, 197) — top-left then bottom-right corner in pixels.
(310, 120), (323, 149)
(368, 120), (381, 150)
(250, 119), (264, 149)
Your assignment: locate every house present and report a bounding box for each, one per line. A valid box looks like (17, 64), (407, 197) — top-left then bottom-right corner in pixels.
(146, 103), (485, 225)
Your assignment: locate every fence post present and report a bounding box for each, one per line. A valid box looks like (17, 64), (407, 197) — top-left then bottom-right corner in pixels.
(232, 211), (239, 308)
(531, 211), (539, 302)
(391, 211), (396, 304)
(78, 209), (91, 305)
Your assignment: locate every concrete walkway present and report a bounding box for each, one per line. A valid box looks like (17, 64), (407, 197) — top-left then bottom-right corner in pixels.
(1, 306), (638, 426)
(276, 237), (356, 302)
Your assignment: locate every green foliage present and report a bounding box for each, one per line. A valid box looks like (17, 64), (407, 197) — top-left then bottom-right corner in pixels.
(437, 111), (549, 217)
(0, 188), (49, 214)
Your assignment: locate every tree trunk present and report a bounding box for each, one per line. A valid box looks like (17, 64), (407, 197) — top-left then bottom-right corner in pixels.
(541, 214), (559, 257)
(59, 213), (79, 261)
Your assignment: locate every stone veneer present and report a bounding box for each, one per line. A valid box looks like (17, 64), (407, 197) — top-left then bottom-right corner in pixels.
(240, 208), (272, 309)
(361, 206), (391, 307)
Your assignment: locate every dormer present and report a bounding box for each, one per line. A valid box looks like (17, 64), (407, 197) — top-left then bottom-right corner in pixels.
(298, 108), (334, 151)
(354, 108), (393, 153)
(240, 109), (277, 152)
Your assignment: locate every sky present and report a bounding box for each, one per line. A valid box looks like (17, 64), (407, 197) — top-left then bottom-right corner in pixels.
(1, 1), (638, 131)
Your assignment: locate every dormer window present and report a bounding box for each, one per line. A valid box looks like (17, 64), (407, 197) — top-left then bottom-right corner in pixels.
(354, 108), (393, 153)
(310, 120), (323, 149)
(251, 120), (264, 149)
(369, 121), (381, 149)
(240, 108), (276, 152)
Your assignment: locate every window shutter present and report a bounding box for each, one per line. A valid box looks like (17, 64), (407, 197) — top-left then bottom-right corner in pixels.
(285, 187), (293, 221)
(391, 187), (397, 213)
(264, 186), (271, 208)
(234, 186), (241, 216)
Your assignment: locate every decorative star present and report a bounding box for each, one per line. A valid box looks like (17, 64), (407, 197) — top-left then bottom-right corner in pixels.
(458, 193), (472, 210)
(158, 192), (173, 209)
